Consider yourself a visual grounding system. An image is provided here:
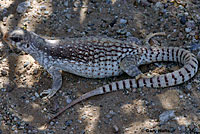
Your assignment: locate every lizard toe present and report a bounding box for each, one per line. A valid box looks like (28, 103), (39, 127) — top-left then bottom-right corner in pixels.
(40, 88), (57, 99)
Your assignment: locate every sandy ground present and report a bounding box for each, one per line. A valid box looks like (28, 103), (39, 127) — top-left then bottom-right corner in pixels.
(0, 0), (200, 134)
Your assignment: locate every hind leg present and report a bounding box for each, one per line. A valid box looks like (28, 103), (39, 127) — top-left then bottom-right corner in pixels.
(120, 54), (157, 80)
(119, 54), (143, 78)
(144, 32), (166, 46)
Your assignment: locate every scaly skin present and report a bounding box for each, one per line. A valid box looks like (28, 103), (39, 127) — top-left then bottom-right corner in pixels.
(3, 28), (198, 124)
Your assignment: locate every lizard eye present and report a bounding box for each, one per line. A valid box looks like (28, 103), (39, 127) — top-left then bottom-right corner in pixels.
(25, 43), (30, 48)
(10, 37), (23, 42)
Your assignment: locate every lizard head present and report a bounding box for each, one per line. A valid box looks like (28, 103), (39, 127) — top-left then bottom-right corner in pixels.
(3, 28), (38, 52)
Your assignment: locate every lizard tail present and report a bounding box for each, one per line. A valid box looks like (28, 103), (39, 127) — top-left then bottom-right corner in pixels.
(46, 79), (138, 124)
(45, 85), (115, 124)
(137, 47), (198, 87)
(46, 47), (198, 123)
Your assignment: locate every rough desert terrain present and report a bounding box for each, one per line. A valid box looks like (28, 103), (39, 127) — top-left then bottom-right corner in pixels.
(0, 0), (200, 133)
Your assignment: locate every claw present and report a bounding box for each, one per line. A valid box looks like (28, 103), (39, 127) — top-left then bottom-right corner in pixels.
(144, 32), (166, 46)
(40, 88), (58, 99)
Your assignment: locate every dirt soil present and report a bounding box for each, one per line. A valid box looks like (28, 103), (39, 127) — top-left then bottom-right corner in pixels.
(0, 0), (200, 134)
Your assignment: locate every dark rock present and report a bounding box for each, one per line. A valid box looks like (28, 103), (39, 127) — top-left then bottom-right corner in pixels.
(180, 15), (187, 25)
(65, 120), (73, 126)
(1, 70), (7, 76)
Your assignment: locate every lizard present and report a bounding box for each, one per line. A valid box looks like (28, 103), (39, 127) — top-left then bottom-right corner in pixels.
(3, 28), (199, 124)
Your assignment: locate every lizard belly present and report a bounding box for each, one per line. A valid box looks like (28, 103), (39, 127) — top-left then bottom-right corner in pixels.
(58, 60), (123, 78)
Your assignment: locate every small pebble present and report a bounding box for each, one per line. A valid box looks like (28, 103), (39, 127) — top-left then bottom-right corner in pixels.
(169, 127), (176, 133)
(186, 20), (196, 29)
(179, 125), (186, 132)
(77, 120), (82, 123)
(109, 110), (116, 115)
(119, 19), (127, 24)
(1, 70), (7, 76)
(40, 5), (46, 10)
(66, 96), (72, 104)
(33, 69), (38, 75)
(16, 2), (30, 13)
(31, 96), (36, 101)
(189, 43), (200, 51)
(44, 11), (49, 15)
(186, 84), (192, 90)
(73, 1), (80, 7)
(113, 125), (119, 133)
(65, 120), (73, 126)
(178, 5), (184, 10)
(50, 121), (55, 126)
(24, 61), (30, 68)
(185, 27), (192, 33)
(25, 100), (30, 104)
(109, 18), (117, 27)
(64, 1), (69, 7)
(116, 29), (127, 35)
(126, 32), (132, 37)
(139, 0), (151, 6)
(180, 15), (187, 25)
(106, 0), (112, 4)
(159, 110), (175, 124)
(80, 130), (85, 134)
(155, 2), (163, 10)
(65, 14), (71, 19)
(105, 114), (111, 118)
(81, 115), (87, 120)
(127, 37), (142, 45)
(179, 95), (184, 99)
(35, 92), (40, 98)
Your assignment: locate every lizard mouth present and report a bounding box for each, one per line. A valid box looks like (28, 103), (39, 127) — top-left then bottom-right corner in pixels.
(3, 32), (16, 50)
(3, 32), (9, 42)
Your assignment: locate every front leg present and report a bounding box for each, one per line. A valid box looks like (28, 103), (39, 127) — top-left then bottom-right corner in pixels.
(40, 66), (62, 99)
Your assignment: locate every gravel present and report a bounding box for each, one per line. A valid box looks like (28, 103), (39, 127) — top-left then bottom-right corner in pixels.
(0, 0), (199, 133)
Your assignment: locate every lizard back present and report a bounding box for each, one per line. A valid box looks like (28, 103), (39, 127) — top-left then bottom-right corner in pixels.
(30, 36), (139, 78)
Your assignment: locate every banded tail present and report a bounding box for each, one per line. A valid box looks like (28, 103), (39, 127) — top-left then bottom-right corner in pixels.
(46, 47), (198, 123)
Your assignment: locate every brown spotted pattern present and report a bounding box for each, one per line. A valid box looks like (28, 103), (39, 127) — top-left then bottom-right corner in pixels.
(37, 37), (140, 78)
(41, 37), (136, 63)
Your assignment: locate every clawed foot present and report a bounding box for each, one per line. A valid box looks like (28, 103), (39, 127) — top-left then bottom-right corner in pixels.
(41, 67), (62, 100)
(144, 32), (166, 46)
(40, 88), (58, 100)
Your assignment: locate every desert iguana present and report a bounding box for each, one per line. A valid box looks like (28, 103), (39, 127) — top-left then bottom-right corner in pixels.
(3, 28), (198, 123)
